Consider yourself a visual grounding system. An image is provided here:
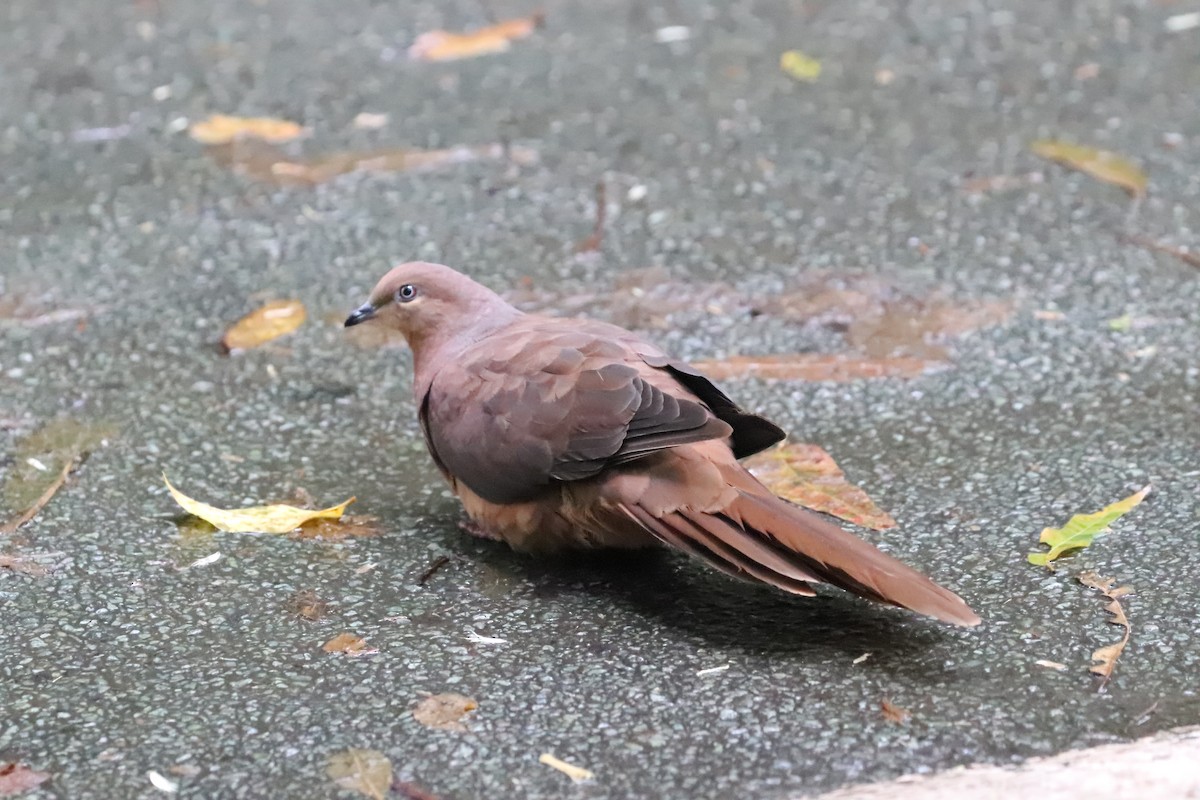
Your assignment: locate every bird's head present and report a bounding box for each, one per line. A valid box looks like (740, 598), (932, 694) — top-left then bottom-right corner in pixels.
(344, 261), (517, 355)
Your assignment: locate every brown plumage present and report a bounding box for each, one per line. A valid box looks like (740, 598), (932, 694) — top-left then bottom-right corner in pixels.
(346, 262), (980, 626)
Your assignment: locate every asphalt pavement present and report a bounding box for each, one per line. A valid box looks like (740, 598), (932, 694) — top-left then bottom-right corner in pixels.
(1, 1), (1198, 798)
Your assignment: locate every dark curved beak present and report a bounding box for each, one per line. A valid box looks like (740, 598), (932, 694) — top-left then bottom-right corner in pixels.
(344, 303), (376, 328)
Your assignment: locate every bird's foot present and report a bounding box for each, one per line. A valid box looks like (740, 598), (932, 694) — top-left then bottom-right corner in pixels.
(457, 518), (503, 542)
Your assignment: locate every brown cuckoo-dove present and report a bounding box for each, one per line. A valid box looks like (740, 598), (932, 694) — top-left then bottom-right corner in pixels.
(345, 262), (980, 626)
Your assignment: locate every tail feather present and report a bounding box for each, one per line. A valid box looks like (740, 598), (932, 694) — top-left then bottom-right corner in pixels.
(626, 487), (981, 627)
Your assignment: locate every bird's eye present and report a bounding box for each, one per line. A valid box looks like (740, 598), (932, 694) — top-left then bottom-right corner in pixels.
(396, 284), (418, 303)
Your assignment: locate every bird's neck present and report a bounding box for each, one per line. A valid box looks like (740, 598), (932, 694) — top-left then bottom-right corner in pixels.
(409, 303), (523, 400)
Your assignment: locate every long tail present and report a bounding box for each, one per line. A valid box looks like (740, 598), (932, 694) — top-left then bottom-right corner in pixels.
(621, 474), (980, 626)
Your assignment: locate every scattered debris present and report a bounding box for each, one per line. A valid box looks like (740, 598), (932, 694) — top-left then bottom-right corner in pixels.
(464, 629), (508, 645)
(1107, 313), (1133, 333)
(0, 554), (51, 576)
(322, 633), (378, 657)
(1164, 11), (1200, 33)
(0, 762), (51, 795)
(1131, 701), (1159, 728)
(573, 181), (607, 253)
(183, 552), (221, 570)
(880, 698), (910, 725)
(189, 114), (306, 145)
(539, 753), (594, 782)
(695, 664), (730, 677)
(1034, 660), (1068, 671)
(1078, 573), (1133, 690)
(392, 780), (443, 800)
(689, 353), (938, 382)
(1121, 234), (1200, 270)
(352, 112), (389, 130)
(1034, 309), (1066, 321)
(408, 13), (543, 62)
(287, 589), (329, 621)
(291, 514), (381, 541)
(1030, 140), (1147, 198)
(207, 140), (538, 187)
(163, 476), (355, 534)
(1028, 485), (1151, 568)
(326, 748), (392, 800)
(744, 442), (897, 530)
(2, 418), (113, 534)
(780, 49), (822, 83)
(72, 124), (133, 143)
(147, 770), (179, 793)
(412, 693), (477, 732)
(417, 555), (451, 585)
(852, 653), (871, 665)
(653, 26), (691, 44)
(220, 299), (306, 352)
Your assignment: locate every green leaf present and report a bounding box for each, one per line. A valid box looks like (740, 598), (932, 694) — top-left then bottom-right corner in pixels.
(1028, 486), (1151, 567)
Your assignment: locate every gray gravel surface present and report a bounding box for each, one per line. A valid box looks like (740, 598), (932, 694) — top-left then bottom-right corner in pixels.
(2, 1), (1198, 798)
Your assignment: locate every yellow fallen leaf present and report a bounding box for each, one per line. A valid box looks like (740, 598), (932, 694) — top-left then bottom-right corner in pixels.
(163, 475), (354, 534)
(189, 114), (306, 145)
(780, 49), (822, 82)
(1028, 485), (1150, 567)
(1030, 140), (1147, 198)
(408, 13), (543, 62)
(538, 753), (594, 783)
(220, 299), (306, 351)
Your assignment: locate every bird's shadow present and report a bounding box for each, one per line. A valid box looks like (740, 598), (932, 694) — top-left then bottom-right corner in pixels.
(469, 542), (955, 663)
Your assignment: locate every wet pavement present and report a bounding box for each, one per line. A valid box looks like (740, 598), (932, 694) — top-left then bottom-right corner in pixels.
(2, 0), (1199, 798)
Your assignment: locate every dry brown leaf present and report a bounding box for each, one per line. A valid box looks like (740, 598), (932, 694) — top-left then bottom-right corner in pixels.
(880, 698), (910, 724)
(0, 762), (51, 795)
(326, 748), (392, 800)
(847, 300), (1013, 360)
(220, 299), (306, 351)
(690, 354), (937, 382)
(412, 693), (477, 732)
(408, 13), (543, 62)
(323, 633), (378, 657)
(538, 753), (594, 783)
(1078, 572), (1132, 690)
(1031, 140), (1147, 198)
(508, 267), (736, 331)
(744, 442), (896, 530)
(0, 554), (49, 576)
(287, 589), (328, 621)
(207, 140), (537, 187)
(189, 114), (305, 145)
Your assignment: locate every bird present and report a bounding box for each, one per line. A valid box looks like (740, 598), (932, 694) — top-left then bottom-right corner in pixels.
(345, 262), (980, 626)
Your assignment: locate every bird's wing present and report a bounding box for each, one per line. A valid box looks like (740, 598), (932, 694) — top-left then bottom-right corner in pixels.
(421, 319), (733, 504)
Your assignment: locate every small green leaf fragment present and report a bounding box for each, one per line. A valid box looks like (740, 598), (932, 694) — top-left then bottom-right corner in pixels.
(1028, 485), (1151, 567)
